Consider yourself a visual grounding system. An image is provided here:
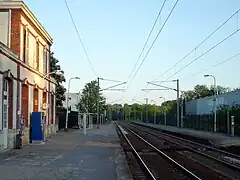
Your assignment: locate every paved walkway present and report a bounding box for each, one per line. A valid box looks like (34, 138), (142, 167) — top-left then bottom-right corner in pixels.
(135, 122), (240, 147)
(0, 123), (132, 180)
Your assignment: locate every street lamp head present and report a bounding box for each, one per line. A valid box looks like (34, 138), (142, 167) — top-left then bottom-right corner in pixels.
(204, 74), (210, 77)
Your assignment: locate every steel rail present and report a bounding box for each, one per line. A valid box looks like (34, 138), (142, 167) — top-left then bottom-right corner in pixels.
(133, 122), (240, 159)
(130, 123), (240, 171)
(120, 123), (201, 180)
(115, 123), (157, 180)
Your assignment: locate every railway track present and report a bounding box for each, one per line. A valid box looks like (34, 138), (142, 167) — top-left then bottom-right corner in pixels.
(116, 122), (207, 180)
(125, 122), (240, 179)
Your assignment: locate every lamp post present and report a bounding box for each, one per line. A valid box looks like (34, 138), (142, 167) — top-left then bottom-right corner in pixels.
(204, 74), (217, 132)
(65, 77), (80, 131)
(151, 100), (157, 124)
(159, 97), (167, 125)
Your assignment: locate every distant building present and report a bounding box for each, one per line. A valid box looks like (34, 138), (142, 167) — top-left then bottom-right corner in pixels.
(0, 0), (56, 150)
(63, 93), (80, 112)
(185, 90), (240, 115)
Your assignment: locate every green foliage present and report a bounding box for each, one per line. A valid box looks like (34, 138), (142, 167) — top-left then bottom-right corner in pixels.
(50, 52), (66, 107)
(107, 84), (237, 124)
(183, 84), (231, 101)
(77, 80), (107, 114)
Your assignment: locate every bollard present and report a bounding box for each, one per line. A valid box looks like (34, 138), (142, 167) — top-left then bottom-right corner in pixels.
(231, 116), (235, 136)
(83, 113), (87, 135)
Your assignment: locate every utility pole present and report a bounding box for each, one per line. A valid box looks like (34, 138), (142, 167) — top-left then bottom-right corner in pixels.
(154, 103), (156, 124)
(145, 98), (148, 123)
(135, 107), (137, 121)
(97, 77), (100, 129)
(146, 81), (180, 127)
(180, 94), (184, 128)
(176, 79), (180, 128)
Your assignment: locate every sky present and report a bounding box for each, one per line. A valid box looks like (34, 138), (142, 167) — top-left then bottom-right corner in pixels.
(24, 0), (240, 105)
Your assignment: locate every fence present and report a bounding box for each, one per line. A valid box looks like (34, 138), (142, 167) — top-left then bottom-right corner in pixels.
(183, 111), (240, 136)
(130, 110), (240, 136)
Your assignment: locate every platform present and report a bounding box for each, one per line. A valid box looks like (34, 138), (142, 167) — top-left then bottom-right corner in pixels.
(134, 121), (240, 147)
(0, 123), (132, 180)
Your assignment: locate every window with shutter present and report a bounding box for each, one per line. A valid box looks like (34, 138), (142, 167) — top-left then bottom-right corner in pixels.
(36, 41), (39, 70)
(26, 30), (29, 64)
(45, 49), (48, 74)
(23, 28), (27, 63)
(43, 48), (47, 74)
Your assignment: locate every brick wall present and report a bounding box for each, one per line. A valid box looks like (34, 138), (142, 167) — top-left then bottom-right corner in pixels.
(10, 9), (21, 55)
(43, 91), (46, 104)
(22, 84), (29, 127)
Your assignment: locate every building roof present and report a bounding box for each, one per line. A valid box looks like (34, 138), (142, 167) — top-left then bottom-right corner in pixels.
(0, 0), (53, 45)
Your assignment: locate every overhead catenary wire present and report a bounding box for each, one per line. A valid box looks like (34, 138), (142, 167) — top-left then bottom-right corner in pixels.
(127, 0), (179, 89)
(64, 0), (98, 77)
(152, 8), (240, 82)
(164, 28), (240, 81)
(118, 0), (168, 104)
(181, 52), (240, 79)
(126, 0), (167, 82)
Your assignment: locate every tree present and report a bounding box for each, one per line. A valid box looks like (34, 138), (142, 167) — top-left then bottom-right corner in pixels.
(182, 84), (231, 101)
(77, 80), (107, 114)
(194, 85), (212, 99)
(50, 52), (66, 107)
(210, 85), (231, 95)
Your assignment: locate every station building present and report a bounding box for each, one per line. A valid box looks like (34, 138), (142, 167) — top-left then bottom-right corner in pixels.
(0, 0), (57, 151)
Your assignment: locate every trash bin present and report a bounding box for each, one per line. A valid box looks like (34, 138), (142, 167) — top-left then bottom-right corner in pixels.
(15, 133), (22, 149)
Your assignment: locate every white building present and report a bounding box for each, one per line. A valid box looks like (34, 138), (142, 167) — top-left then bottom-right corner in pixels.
(63, 93), (80, 112)
(0, 0), (57, 151)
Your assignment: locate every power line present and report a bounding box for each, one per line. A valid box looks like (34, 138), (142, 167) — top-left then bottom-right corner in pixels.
(99, 78), (122, 83)
(181, 52), (240, 79)
(126, 0), (167, 82)
(164, 28), (240, 81)
(127, 0), (179, 89)
(64, 0), (98, 77)
(152, 8), (240, 81)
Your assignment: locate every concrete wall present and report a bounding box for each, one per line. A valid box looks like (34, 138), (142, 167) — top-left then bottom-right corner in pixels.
(185, 90), (240, 115)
